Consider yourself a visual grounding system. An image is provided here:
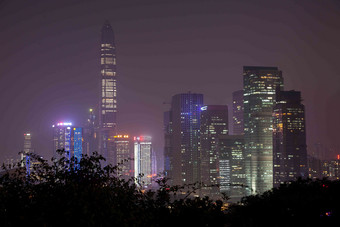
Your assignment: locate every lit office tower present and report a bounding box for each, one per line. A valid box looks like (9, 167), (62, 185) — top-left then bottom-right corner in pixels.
(134, 136), (152, 186)
(243, 66), (283, 194)
(217, 135), (245, 201)
(98, 20), (117, 161)
(113, 135), (133, 179)
(232, 90), (244, 135)
(200, 105), (228, 198)
(273, 90), (307, 187)
(21, 133), (33, 167)
(166, 93), (203, 186)
(52, 122), (83, 160)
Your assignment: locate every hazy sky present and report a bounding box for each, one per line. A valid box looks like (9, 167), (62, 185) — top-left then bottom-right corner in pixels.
(1, 0), (339, 164)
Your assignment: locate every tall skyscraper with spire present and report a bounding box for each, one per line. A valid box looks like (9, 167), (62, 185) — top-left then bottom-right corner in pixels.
(98, 21), (118, 162)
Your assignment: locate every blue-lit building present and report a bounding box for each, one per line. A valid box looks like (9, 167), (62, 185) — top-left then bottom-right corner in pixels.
(72, 127), (83, 161)
(165, 92), (203, 186)
(52, 122), (84, 161)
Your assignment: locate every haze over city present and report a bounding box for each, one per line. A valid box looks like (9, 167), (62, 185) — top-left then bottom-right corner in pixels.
(1, 0), (339, 165)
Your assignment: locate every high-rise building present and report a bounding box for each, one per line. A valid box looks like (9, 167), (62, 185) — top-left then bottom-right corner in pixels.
(134, 136), (152, 186)
(52, 122), (83, 161)
(165, 93), (203, 186)
(273, 90), (307, 187)
(243, 66), (284, 194)
(72, 127), (83, 162)
(164, 111), (172, 179)
(21, 133), (33, 169)
(200, 105), (228, 198)
(321, 157), (340, 180)
(98, 20), (118, 162)
(113, 134), (133, 179)
(217, 135), (245, 201)
(84, 108), (97, 156)
(232, 90), (244, 135)
(307, 155), (322, 180)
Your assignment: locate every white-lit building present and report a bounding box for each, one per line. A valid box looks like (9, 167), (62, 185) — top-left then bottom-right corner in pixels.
(134, 136), (152, 186)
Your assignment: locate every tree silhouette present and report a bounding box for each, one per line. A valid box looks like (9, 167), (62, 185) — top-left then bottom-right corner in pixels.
(0, 150), (227, 227)
(227, 178), (340, 227)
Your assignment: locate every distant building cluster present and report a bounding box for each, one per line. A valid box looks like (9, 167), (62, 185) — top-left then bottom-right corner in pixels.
(12, 21), (156, 189)
(164, 66), (311, 200)
(12, 22), (338, 198)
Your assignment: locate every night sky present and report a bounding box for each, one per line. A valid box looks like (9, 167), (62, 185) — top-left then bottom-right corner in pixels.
(1, 0), (339, 165)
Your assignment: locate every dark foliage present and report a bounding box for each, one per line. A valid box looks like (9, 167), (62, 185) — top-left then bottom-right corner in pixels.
(226, 178), (340, 227)
(2, 151), (340, 227)
(0, 151), (226, 227)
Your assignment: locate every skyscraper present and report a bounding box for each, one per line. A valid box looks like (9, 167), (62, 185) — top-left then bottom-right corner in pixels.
(21, 133), (33, 168)
(53, 122), (73, 159)
(165, 93), (203, 186)
(217, 135), (245, 201)
(163, 111), (172, 178)
(134, 136), (152, 186)
(243, 66), (283, 194)
(200, 105), (228, 198)
(98, 20), (118, 162)
(232, 90), (244, 135)
(52, 122), (83, 161)
(114, 135), (134, 179)
(273, 90), (307, 187)
(72, 127), (83, 162)
(84, 108), (97, 156)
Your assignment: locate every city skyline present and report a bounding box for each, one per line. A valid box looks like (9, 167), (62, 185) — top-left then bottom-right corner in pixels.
(1, 0), (340, 165)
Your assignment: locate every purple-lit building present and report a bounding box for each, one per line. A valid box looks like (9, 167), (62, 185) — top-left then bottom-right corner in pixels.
(52, 122), (83, 161)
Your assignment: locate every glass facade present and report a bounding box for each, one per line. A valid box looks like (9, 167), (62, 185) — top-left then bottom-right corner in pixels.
(243, 66), (283, 194)
(166, 93), (203, 186)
